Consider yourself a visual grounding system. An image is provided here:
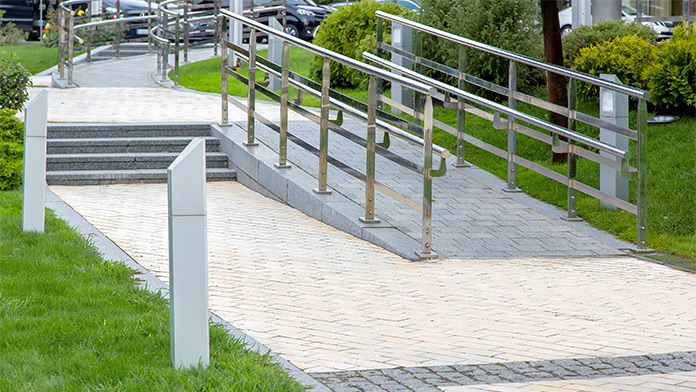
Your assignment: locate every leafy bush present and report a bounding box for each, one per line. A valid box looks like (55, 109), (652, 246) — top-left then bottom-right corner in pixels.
(311, 1), (409, 88)
(644, 23), (696, 114)
(573, 34), (654, 102)
(418, 0), (543, 95)
(42, 8), (59, 47)
(562, 19), (656, 68)
(0, 10), (29, 45)
(0, 53), (32, 110)
(0, 108), (24, 190)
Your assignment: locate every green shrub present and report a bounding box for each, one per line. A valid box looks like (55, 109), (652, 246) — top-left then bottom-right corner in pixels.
(0, 108), (24, 190)
(311, 1), (409, 88)
(644, 23), (696, 114)
(573, 34), (654, 102)
(562, 19), (656, 68)
(0, 10), (28, 45)
(0, 53), (32, 110)
(41, 8), (59, 47)
(418, 0), (543, 95)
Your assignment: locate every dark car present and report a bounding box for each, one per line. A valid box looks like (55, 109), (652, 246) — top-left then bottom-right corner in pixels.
(193, 0), (331, 41)
(0, 0), (48, 39)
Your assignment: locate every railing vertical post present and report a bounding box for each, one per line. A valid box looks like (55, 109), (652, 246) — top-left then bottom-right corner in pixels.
(412, 29), (422, 127)
(455, 45), (469, 168)
(360, 75), (380, 223)
(275, 41), (291, 169)
(183, 3), (189, 62)
(175, 15), (180, 86)
(503, 61), (520, 192)
(162, 9), (169, 78)
(86, 11), (92, 62)
(637, 99), (648, 250)
(213, 0), (219, 56)
(313, 57), (332, 194)
(564, 79), (581, 221)
(245, 27), (258, 146)
(115, 0), (121, 59)
(68, 12), (75, 86)
(220, 16), (228, 125)
(148, 0), (153, 53)
(58, 9), (65, 79)
(375, 18), (384, 111)
(417, 95), (436, 259)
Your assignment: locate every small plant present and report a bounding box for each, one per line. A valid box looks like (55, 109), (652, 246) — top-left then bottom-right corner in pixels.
(644, 23), (696, 114)
(0, 53), (32, 110)
(0, 10), (29, 45)
(0, 108), (24, 190)
(573, 34), (654, 102)
(42, 8), (60, 47)
(311, 1), (409, 88)
(562, 19), (656, 68)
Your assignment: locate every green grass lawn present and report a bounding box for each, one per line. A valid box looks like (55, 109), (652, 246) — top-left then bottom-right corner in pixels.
(0, 190), (303, 391)
(179, 49), (696, 260)
(0, 42), (59, 75)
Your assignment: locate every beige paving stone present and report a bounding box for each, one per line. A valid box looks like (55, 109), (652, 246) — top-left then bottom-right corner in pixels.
(51, 183), (696, 374)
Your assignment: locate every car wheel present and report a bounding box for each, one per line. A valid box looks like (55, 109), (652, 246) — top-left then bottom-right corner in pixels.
(561, 25), (572, 36)
(285, 24), (299, 37)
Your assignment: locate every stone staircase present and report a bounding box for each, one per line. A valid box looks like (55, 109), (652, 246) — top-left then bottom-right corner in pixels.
(46, 123), (236, 185)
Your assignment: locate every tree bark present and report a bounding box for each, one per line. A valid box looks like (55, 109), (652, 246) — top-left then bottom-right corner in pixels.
(540, 0), (568, 163)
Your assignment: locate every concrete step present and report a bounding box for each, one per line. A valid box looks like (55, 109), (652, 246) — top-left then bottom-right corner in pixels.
(46, 167), (236, 186)
(47, 136), (221, 154)
(48, 123), (212, 139)
(46, 152), (229, 171)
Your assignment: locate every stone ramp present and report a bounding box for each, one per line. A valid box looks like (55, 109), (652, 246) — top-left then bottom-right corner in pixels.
(219, 116), (629, 259)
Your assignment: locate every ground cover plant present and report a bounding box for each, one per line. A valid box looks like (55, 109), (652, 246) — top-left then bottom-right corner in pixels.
(178, 49), (696, 260)
(0, 190), (304, 391)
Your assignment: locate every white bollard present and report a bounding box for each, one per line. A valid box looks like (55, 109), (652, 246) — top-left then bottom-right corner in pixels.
(167, 138), (209, 370)
(390, 22), (412, 115)
(22, 90), (49, 233)
(268, 17), (283, 91)
(599, 74), (629, 209)
(229, 0), (243, 68)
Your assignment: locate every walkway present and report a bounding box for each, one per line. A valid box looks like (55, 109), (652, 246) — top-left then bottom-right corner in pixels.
(37, 47), (696, 391)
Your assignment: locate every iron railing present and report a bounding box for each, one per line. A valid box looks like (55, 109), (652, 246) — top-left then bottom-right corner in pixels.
(219, 8), (449, 258)
(374, 11), (651, 250)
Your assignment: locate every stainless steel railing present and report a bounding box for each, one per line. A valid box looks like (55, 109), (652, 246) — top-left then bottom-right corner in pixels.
(375, 11), (650, 250)
(58, 0), (157, 86)
(219, 9), (449, 258)
(151, 0), (221, 85)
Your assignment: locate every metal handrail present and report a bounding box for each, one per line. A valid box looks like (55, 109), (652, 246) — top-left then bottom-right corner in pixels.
(375, 11), (650, 100)
(74, 15), (156, 31)
(375, 10), (650, 250)
(363, 53), (628, 160)
(220, 9), (436, 96)
(219, 10), (447, 258)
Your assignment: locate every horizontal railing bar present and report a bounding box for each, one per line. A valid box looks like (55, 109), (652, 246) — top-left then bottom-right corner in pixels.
(376, 11), (650, 100)
(364, 52), (629, 160)
(220, 9), (437, 96)
(573, 179), (638, 214)
(75, 15), (156, 30)
(229, 49), (449, 159)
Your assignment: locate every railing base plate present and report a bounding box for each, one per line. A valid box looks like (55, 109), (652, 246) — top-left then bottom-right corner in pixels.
(359, 217), (381, 224)
(313, 188), (332, 195)
(415, 250), (438, 260)
(274, 163), (292, 169)
(560, 215), (583, 222)
(501, 187), (523, 193)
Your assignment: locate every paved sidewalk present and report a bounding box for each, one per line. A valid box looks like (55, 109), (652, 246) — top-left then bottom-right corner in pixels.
(52, 183), (696, 391)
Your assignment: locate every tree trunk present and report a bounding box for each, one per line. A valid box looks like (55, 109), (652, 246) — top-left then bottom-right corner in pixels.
(540, 0), (568, 163)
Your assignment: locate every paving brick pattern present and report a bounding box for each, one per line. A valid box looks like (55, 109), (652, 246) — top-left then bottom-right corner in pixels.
(52, 183), (696, 392)
(246, 118), (625, 258)
(311, 352), (696, 391)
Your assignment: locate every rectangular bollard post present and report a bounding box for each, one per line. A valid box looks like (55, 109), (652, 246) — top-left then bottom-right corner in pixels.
(390, 21), (412, 115)
(268, 17), (283, 92)
(167, 138), (210, 370)
(22, 90), (49, 233)
(599, 74), (629, 209)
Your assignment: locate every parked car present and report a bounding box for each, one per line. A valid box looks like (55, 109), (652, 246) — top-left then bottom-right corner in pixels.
(192, 0), (331, 41)
(0, 0), (47, 39)
(558, 5), (675, 40)
(102, 0), (153, 39)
